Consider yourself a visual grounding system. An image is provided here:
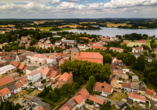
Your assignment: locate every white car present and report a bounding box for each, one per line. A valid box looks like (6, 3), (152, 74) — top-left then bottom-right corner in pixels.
(20, 97), (24, 101)
(30, 86), (35, 89)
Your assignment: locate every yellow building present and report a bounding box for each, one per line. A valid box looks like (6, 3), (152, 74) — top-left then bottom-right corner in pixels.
(0, 64), (16, 78)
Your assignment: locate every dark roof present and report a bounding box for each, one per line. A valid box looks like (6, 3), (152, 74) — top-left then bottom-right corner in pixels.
(150, 100), (157, 110)
(127, 98), (133, 105)
(116, 101), (126, 109)
(42, 104), (52, 110)
(31, 104), (36, 108)
(71, 47), (80, 53)
(7, 84), (17, 91)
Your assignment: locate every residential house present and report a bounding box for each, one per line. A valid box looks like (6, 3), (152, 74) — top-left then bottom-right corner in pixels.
(46, 39), (51, 44)
(21, 36), (29, 41)
(154, 48), (157, 54)
(55, 41), (61, 46)
(114, 60), (123, 67)
(138, 81), (147, 95)
(148, 57), (156, 62)
(128, 93), (146, 103)
(59, 58), (68, 66)
(110, 78), (122, 88)
(0, 87), (11, 102)
(134, 53), (141, 59)
(7, 84), (17, 95)
(27, 70), (41, 83)
(78, 44), (86, 50)
(132, 46), (143, 53)
(122, 82), (131, 92)
(40, 67), (51, 79)
(87, 95), (104, 108)
(91, 46), (107, 51)
(39, 39), (44, 43)
(116, 101), (126, 110)
(30, 54), (47, 65)
(110, 47), (123, 52)
(10, 61), (20, 68)
(145, 89), (156, 100)
(127, 98), (133, 107)
(58, 72), (73, 88)
(93, 81), (113, 97)
(131, 83), (139, 93)
(14, 81), (23, 93)
(46, 56), (56, 64)
(18, 63), (28, 73)
(26, 66), (40, 75)
(153, 95), (157, 102)
(0, 64), (16, 78)
(20, 77), (29, 87)
(38, 82), (51, 91)
(0, 75), (15, 89)
(132, 75), (139, 82)
(48, 70), (58, 81)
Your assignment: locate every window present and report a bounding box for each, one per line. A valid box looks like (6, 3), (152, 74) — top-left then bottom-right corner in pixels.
(74, 54), (76, 55)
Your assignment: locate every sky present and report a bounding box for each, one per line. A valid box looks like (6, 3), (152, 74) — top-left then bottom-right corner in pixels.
(0, 0), (157, 18)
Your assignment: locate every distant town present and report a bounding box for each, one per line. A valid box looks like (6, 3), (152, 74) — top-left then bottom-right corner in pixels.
(0, 19), (157, 110)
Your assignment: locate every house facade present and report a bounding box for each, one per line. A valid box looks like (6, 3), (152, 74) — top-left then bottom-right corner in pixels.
(122, 82), (131, 92)
(27, 70), (41, 83)
(30, 54), (47, 65)
(0, 87), (11, 102)
(132, 46), (143, 53)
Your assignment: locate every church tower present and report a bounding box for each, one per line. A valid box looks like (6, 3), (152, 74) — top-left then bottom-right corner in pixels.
(71, 39), (80, 61)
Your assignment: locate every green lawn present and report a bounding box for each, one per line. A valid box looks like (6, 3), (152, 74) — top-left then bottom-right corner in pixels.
(146, 40), (151, 43)
(110, 93), (127, 102)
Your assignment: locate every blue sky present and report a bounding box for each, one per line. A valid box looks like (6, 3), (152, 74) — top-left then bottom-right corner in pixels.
(0, 0), (157, 18)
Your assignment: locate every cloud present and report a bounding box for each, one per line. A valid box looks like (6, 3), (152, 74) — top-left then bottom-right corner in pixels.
(85, 0), (89, 2)
(67, 0), (80, 2)
(52, 0), (60, 4)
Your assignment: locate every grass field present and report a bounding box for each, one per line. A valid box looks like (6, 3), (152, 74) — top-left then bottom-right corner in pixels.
(110, 93), (127, 102)
(106, 22), (131, 28)
(58, 24), (79, 28)
(29, 89), (41, 96)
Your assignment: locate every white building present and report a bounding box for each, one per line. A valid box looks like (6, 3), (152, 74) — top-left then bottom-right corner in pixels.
(0, 87), (11, 102)
(27, 70), (41, 83)
(132, 46), (143, 53)
(128, 93), (146, 103)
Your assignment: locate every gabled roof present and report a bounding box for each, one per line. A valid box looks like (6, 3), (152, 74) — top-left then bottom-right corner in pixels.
(74, 95), (84, 104)
(134, 46), (143, 50)
(87, 95), (104, 105)
(93, 82), (112, 94)
(14, 81), (23, 88)
(79, 52), (103, 59)
(0, 75), (15, 87)
(7, 84), (17, 91)
(18, 63), (26, 70)
(128, 93), (146, 101)
(41, 67), (50, 76)
(21, 77), (29, 85)
(0, 87), (11, 96)
(131, 83), (139, 90)
(48, 70), (57, 78)
(32, 54), (46, 58)
(10, 61), (20, 67)
(58, 72), (73, 82)
(78, 89), (89, 99)
(122, 82), (131, 88)
(28, 70), (41, 76)
(146, 89), (156, 96)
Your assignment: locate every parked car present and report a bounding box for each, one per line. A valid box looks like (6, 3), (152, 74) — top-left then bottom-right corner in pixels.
(22, 100), (26, 103)
(30, 86), (35, 89)
(20, 97), (24, 101)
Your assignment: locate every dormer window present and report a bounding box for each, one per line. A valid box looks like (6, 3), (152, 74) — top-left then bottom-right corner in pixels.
(101, 86), (104, 90)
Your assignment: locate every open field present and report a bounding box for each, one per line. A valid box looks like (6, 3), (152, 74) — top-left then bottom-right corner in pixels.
(106, 22), (130, 28)
(79, 22), (97, 24)
(53, 20), (64, 22)
(29, 89), (41, 96)
(110, 93), (127, 102)
(38, 27), (54, 31)
(0, 24), (15, 27)
(34, 21), (47, 25)
(23, 27), (36, 30)
(123, 40), (145, 47)
(58, 24), (79, 28)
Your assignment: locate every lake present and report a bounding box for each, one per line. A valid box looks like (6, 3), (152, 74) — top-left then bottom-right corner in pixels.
(66, 27), (157, 37)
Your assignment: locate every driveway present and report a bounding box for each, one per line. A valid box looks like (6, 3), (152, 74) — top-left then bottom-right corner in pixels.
(95, 95), (118, 104)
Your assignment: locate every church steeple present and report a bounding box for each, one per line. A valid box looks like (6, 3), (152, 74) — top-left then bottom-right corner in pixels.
(73, 38), (78, 47)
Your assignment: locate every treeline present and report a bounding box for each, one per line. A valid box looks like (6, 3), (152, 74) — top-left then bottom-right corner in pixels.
(77, 25), (101, 30)
(121, 33), (149, 40)
(0, 101), (21, 110)
(60, 60), (111, 82)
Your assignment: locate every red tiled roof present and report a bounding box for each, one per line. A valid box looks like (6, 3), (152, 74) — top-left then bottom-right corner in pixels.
(37, 107), (44, 110)
(93, 82), (113, 94)
(109, 47), (123, 52)
(78, 89), (89, 99)
(18, 63), (26, 70)
(21, 77), (28, 85)
(79, 52), (103, 59)
(87, 95), (104, 105)
(32, 54), (45, 58)
(10, 61), (20, 67)
(134, 46), (143, 50)
(111, 78), (117, 83)
(91, 46), (107, 50)
(0, 87), (10, 97)
(28, 70), (41, 76)
(0, 75), (15, 87)
(74, 95), (84, 104)
(153, 95), (157, 99)
(41, 67), (50, 76)
(48, 70), (57, 78)
(129, 93), (146, 101)
(48, 56), (56, 59)
(14, 81), (23, 88)
(58, 72), (73, 81)
(122, 82), (131, 88)
(61, 106), (70, 110)
(146, 89), (156, 96)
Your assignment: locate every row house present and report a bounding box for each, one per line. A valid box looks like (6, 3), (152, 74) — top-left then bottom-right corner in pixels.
(128, 93), (146, 104)
(0, 75), (15, 89)
(91, 46), (107, 51)
(122, 82), (139, 93)
(0, 87), (11, 102)
(145, 89), (156, 100)
(110, 47), (123, 52)
(93, 81), (113, 97)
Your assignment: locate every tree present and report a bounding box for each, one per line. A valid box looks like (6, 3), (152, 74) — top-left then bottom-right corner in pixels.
(136, 55), (145, 71)
(30, 38), (36, 46)
(86, 76), (95, 93)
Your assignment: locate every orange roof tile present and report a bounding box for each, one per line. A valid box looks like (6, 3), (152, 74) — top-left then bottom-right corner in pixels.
(49, 70), (57, 78)
(0, 75), (15, 87)
(18, 63), (26, 70)
(79, 52), (103, 59)
(28, 70), (41, 76)
(154, 95), (157, 99)
(32, 54), (46, 58)
(48, 56), (56, 59)
(74, 95), (84, 104)
(37, 107), (44, 110)
(129, 93), (146, 101)
(14, 81), (23, 88)
(87, 95), (104, 105)
(10, 61), (20, 67)
(122, 82), (131, 88)
(146, 89), (156, 96)
(93, 82), (113, 94)
(0, 87), (10, 97)
(58, 72), (72, 82)
(21, 77), (28, 85)
(41, 67), (50, 76)
(78, 89), (89, 99)
(61, 106), (70, 110)
(134, 46), (143, 50)
(111, 78), (117, 83)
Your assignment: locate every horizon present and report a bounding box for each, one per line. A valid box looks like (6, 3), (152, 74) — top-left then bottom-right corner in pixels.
(0, 0), (157, 18)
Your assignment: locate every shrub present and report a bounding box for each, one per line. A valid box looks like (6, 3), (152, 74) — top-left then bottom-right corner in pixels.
(86, 100), (93, 105)
(41, 79), (46, 84)
(93, 91), (100, 95)
(143, 79), (147, 84)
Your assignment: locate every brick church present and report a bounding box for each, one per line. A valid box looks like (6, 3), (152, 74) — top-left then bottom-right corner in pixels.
(71, 39), (103, 64)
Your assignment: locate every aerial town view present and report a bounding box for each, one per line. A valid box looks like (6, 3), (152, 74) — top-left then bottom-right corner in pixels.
(0, 0), (157, 110)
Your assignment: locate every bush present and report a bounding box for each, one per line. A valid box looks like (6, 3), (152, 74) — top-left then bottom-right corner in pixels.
(143, 79), (147, 84)
(93, 91), (100, 95)
(86, 100), (93, 105)
(41, 79), (46, 84)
